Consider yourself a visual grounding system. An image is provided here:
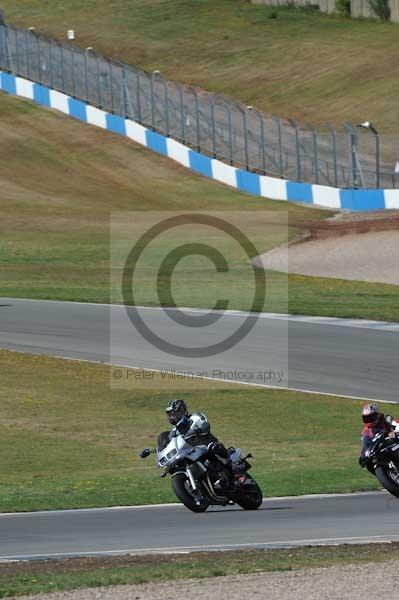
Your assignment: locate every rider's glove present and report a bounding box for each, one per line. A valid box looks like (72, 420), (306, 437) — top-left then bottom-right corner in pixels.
(207, 442), (218, 456)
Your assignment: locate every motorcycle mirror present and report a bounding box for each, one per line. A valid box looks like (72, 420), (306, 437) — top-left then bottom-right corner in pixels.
(140, 448), (151, 459)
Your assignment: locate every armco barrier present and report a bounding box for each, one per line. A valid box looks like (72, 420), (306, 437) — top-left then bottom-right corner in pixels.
(2, 70), (399, 212)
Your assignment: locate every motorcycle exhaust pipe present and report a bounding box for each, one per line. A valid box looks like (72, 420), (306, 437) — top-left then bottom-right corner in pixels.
(204, 474), (228, 503)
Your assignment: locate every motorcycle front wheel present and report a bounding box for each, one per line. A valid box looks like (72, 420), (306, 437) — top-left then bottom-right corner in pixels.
(172, 473), (209, 513)
(375, 465), (399, 498)
(235, 479), (263, 510)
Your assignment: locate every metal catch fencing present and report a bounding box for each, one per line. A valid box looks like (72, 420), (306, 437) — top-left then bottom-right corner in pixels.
(0, 23), (397, 189)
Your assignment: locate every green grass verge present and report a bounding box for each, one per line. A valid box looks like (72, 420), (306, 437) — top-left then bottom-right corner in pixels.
(3, 0), (399, 131)
(0, 350), (383, 513)
(2, 93), (399, 319)
(1, 544), (399, 598)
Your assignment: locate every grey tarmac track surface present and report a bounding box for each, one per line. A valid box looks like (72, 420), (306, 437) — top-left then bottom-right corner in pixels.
(1, 493), (399, 560)
(0, 298), (399, 401)
(2, 300), (399, 560)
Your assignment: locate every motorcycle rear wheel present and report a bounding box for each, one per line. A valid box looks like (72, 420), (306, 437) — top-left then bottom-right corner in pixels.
(235, 479), (263, 510)
(172, 473), (209, 513)
(375, 465), (399, 498)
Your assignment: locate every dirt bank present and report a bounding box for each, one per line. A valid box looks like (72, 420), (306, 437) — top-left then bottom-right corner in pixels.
(257, 211), (399, 285)
(12, 560), (399, 600)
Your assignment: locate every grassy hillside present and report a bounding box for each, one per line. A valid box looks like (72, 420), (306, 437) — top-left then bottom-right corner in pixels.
(2, 0), (399, 131)
(3, 92), (399, 319)
(0, 350), (381, 512)
(0, 92), (317, 308)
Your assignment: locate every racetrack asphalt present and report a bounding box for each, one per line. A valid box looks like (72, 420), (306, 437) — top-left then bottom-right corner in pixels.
(0, 298), (399, 401)
(1, 492), (399, 560)
(2, 299), (399, 559)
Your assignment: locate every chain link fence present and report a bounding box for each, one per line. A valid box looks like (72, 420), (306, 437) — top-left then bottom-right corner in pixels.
(0, 23), (397, 189)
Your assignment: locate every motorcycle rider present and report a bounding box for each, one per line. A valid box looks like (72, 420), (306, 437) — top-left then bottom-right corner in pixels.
(359, 403), (399, 467)
(159, 399), (232, 476)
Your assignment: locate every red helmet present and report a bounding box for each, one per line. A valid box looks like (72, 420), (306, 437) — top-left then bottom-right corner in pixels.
(362, 403), (380, 424)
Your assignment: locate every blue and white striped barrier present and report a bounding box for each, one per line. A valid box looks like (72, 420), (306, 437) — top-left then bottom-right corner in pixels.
(1, 70), (398, 212)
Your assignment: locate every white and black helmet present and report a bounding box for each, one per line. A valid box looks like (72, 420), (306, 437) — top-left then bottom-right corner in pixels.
(186, 412), (210, 437)
(362, 403), (380, 424)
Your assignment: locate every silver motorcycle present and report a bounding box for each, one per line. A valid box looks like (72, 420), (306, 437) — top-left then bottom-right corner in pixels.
(140, 420), (263, 513)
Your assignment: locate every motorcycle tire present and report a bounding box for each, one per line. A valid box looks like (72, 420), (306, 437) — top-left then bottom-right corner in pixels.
(172, 473), (209, 513)
(375, 465), (399, 498)
(235, 479), (263, 510)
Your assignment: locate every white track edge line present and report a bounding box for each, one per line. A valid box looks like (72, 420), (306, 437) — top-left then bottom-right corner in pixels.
(0, 491), (386, 518)
(2, 347), (396, 404)
(2, 298), (399, 331)
(2, 535), (399, 561)
(46, 354), (399, 404)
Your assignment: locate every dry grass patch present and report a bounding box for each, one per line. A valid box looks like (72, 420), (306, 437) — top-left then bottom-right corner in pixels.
(2, 544), (399, 597)
(0, 349), (382, 512)
(2, 1), (399, 130)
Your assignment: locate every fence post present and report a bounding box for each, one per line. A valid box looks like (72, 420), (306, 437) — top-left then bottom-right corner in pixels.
(361, 123), (381, 189)
(289, 118), (301, 181)
(312, 127), (320, 184)
(163, 77), (170, 137)
(14, 28), (20, 74)
(271, 115), (284, 177)
(109, 61), (114, 113)
(60, 44), (65, 92)
(326, 123), (338, 188)
(2, 26), (8, 71)
(7, 28), (14, 73)
(0, 26), (5, 70)
(95, 54), (102, 108)
(84, 49), (89, 102)
(48, 40), (53, 88)
(2, 26), (14, 73)
(225, 103), (233, 165)
(119, 63), (127, 117)
(176, 83), (185, 143)
(0, 26), (5, 69)
(71, 46), (76, 97)
(36, 35), (41, 83)
(194, 89), (200, 152)
(25, 30), (30, 79)
(375, 133), (380, 189)
(332, 128), (338, 188)
(135, 70), (142, 122)
(243, 108), (249, 170)
(209, 95), (216, 158)
(150, 71), (156, 130)
(254, 108), (266, 173)
(344, 122), (359, 188)
(350, 131), (358, 188)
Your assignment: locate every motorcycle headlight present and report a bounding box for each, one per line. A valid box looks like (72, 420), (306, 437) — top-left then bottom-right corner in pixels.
(167, 448), (177, 460)
(159, 457), (168, 466)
